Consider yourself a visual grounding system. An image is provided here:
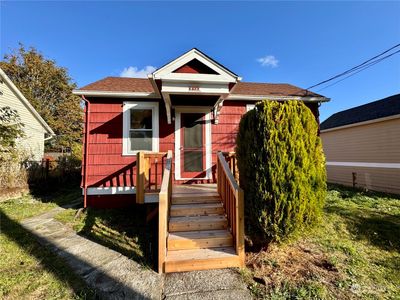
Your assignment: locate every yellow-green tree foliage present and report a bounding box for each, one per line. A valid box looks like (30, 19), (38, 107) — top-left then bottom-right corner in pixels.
(236, 100), (326, 242)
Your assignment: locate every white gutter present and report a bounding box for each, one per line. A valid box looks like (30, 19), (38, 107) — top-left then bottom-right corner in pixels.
(226, 94), (330, 102)
(72, 90), (160, 98)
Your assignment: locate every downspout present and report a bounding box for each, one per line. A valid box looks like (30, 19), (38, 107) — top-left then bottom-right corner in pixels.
(81, 95), (90, 208)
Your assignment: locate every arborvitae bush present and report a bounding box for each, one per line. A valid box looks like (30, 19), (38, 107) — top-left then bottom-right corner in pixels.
(236, 100), (326, 242)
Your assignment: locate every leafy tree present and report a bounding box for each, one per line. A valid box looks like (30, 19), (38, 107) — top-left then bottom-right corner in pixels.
(236, 100), (326, 243)
(0, 44), (82, 149)
(0, 106), (25, 149)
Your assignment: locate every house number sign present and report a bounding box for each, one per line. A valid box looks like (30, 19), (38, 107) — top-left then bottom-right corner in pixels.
(189, 86), (200, 91)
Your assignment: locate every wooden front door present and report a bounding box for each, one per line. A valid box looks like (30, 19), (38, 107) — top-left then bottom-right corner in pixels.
(180, 112), (206, 179)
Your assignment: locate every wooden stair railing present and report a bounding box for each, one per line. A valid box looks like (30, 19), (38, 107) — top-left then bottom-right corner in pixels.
(158, 150), (173, 273)
(136, 151), (167, 204)
(217, 151), (245, 267)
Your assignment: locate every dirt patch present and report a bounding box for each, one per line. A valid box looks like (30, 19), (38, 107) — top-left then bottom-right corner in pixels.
(0, 187), (29, 202)
(245, 241), (351, 299)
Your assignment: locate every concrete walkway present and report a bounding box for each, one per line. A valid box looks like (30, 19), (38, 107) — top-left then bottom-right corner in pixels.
(21, 205), (252, 300)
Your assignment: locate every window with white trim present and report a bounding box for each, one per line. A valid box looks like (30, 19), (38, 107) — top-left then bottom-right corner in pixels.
(123, 102), (159, 155)
(246, 104), (255, 111)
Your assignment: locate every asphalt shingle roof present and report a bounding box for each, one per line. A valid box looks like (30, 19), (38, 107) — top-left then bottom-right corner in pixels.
(78, 77), (324, 98)
(320, 94), (400, 130)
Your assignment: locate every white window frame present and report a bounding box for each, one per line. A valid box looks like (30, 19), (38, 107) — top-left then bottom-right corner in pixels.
(122, 101), (159, 155)
(246, 104), (255, 111)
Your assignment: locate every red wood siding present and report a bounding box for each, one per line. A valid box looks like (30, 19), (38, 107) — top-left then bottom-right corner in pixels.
(83, 97), (320, 207)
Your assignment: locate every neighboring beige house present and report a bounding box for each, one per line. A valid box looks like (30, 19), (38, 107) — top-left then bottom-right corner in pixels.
(321, 94), (400, 194)
(0, 68), (54, 160)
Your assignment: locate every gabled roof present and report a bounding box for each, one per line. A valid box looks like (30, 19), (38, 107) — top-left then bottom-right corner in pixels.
(0, 68), (54, 135)
(321, 93), (400, 130)
(79, 77), (154, 93)
(75, 77), (325, 99)
(230, 82), (323, 97)
(152, 48), (240, 81)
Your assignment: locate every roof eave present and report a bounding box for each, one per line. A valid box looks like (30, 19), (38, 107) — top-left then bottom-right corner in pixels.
(72, 90), (161, 98)
(0, 68), (55, 135)
(226, 94), (330, 102)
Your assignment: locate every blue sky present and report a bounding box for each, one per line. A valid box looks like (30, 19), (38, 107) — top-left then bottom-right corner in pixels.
(1, 1), (399, 121)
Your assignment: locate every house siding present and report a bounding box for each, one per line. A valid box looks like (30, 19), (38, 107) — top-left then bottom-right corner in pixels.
(84, 98), (320, 206)
(0, 78), (46, 160)
(321, 117), (400, 194)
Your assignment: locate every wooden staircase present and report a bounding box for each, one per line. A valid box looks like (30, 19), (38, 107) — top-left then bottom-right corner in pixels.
(164, 185), (241, 273)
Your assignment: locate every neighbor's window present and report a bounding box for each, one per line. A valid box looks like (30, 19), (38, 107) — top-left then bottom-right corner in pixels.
(123, 102), (159, 155)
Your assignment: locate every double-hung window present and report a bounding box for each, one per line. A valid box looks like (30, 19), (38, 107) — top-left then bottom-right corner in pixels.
(123, 102), (159, 155)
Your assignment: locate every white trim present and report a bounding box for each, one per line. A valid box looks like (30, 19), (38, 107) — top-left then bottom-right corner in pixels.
(226, 94), (329, 102)
(174, 107), (212, 180)
(161, 81), (230, 95)
(321, 114), (400, 133)
(326, 161), (400, 169)
(246, 104), (255, 111)
(85, 186), (136, 195)
(72, 90), (160, 98)
(0, 68), (54, 135)
(152, 48), (239, 82)
(122, 101), (159, 155)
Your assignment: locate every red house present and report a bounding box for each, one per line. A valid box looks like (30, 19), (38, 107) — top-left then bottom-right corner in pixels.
(73, 49), (328, 272)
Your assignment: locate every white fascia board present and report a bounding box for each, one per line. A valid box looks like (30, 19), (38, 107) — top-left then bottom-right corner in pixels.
(72, 90), (160, 98)
(160, 73), (234, 83)
(320, 114), (400, 133)
(0, 68), (55, 135)
(85, 186), (136, 195)
(152, 49), (238, 82)
(226, 94), (330, 102)
(162, 82), (230, 95)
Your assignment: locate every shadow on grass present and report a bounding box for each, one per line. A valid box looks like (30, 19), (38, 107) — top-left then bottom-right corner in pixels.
(325, 204), (400, 252)
(77, 205), (158, 270)
(28, 178), (82, 207)
(0, 209), (95, 299)
(1, 209), (157, 299)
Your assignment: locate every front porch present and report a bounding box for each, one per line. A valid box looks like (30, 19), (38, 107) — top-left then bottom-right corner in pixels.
(137, 150), (244, 273)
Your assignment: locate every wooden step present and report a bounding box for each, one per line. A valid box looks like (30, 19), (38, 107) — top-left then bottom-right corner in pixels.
(171, 193), (221, 205)
(168, 230), (233, 250)
(170, 203), (224, 217)
(165, 247), (240, 273)
(169, 215), (228, 232)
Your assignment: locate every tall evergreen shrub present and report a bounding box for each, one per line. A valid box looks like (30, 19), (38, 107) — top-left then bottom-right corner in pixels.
(236, 100), (326, 242)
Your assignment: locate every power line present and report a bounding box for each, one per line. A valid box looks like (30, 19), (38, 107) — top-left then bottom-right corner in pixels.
(307, 43), (400, 91)
(316, 49), (400, 92)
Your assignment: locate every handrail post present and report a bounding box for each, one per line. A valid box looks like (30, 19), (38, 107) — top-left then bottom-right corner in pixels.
(136, 151), (145, 204)
(158, 150), (173, 273)
(236, 187), (245, 267)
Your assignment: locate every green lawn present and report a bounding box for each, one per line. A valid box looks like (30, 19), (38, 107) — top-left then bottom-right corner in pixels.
(0, 188), (94, 299)
(242, 184), (400, 299)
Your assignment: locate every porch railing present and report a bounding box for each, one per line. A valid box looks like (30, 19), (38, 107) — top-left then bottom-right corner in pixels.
(222, 151), (239, 182)
(136, 152), (167, 204)
(217, 151), (245, 267)
(158, 150), (173, 273)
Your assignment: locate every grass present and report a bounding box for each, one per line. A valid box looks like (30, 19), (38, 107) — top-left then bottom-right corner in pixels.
(55, 205), (157, 269)
(243, 184), (400, 299)
(0, 187), (94, 299)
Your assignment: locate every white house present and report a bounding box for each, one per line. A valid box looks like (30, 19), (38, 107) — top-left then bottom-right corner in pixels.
(0, 68), (54, 160)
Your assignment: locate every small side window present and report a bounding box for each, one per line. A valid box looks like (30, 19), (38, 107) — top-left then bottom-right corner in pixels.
(123, 102), (159, 155)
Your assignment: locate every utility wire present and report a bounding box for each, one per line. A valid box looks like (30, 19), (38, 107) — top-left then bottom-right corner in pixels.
(316, 49), (400, 92)
(306, 43), (400, 91)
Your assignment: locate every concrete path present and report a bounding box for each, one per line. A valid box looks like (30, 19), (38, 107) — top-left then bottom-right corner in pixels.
(21, 206), (162, 300)
(21, 205), (252, 300)
(164, 269), (252, 300)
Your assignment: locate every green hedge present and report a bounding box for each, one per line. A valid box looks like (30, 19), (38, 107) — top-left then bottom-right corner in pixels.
(236, 100), (326, 242)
